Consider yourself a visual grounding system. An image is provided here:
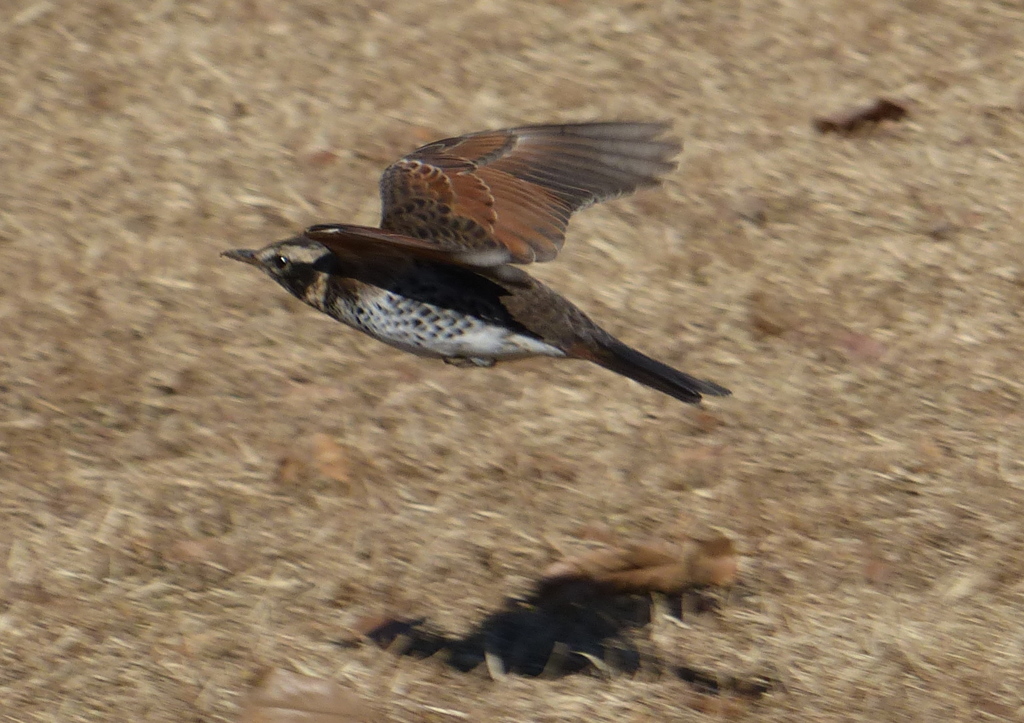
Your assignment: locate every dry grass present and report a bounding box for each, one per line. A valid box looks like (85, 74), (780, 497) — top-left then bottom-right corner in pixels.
(3, 0), (1024, 720)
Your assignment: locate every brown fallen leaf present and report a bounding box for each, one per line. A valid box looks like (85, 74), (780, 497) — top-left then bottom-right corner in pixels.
(275, 433), (351, 490)
(542, 536), (738, 594)
(685, 692), (749, 718)
(688, 536), (740, 587)
(813, 97), (908, 135)
(834, 329), (887, 363)
(304, 149), (341, 168)
(733, 193), (767, 226)
(863, 555), (892, 587)
(237, 668), (379, 723)
(748, 289), (799, 338)
(688, 407), (723, 434)
(165, 536), (241, 572)
(311, 433), (350, 481)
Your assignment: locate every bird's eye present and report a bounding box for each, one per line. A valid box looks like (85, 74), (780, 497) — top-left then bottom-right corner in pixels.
(272, 254), (289, 270)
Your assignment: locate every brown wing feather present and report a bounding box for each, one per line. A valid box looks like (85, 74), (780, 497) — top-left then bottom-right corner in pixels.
(304, 223), (512, 267)
(378, 122), (680, 265)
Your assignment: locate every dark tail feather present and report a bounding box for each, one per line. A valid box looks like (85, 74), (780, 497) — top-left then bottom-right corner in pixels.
(582, 339), (731, 405)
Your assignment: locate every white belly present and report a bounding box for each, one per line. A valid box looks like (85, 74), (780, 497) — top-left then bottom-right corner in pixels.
(403, 324), (565, 360)
(336, 289), (566, 361)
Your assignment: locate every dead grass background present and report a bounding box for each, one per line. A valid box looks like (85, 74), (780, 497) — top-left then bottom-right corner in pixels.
(3, 0), (1024, 720)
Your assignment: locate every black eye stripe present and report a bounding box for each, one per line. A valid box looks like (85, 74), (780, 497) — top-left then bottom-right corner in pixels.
(273, 255), (289, 269)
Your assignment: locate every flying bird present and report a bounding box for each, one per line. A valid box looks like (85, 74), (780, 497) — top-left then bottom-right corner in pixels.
(223, 122), (730, 404)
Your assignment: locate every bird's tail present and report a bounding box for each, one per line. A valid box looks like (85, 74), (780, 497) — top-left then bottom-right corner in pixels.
(576, 338), (731, 405)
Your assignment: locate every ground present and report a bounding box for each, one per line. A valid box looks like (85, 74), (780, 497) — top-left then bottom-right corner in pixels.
(3, 0), (1024, 720)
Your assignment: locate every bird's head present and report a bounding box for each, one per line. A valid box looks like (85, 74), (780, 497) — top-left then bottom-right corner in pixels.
(222, 236), (339, 300)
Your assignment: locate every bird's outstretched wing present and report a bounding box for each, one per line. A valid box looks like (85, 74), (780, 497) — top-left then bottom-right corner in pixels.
(374, 122), (680, 265)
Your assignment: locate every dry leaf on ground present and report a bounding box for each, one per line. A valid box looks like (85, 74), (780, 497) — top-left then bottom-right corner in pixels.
(813, 98), (908, 135)
(834, 329), (888, 363)
(304, 149), (341, 168)
(164, 535), (244, 577)
(237, 668), (379, 723)
(685, 692), (749, 718)
(747, 289), (800, 338)
(732, 193), (768, 226)
(542, 536), (738, 593)
(275, 433), (352, 490)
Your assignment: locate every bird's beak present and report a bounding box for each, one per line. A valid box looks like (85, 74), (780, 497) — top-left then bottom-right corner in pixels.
(221, 248), (260, 266)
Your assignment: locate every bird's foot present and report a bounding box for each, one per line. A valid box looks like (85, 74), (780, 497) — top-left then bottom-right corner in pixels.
(443, 356), (496, 368)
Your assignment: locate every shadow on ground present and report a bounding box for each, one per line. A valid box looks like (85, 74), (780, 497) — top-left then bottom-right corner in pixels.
(347, 577), (776, 697)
